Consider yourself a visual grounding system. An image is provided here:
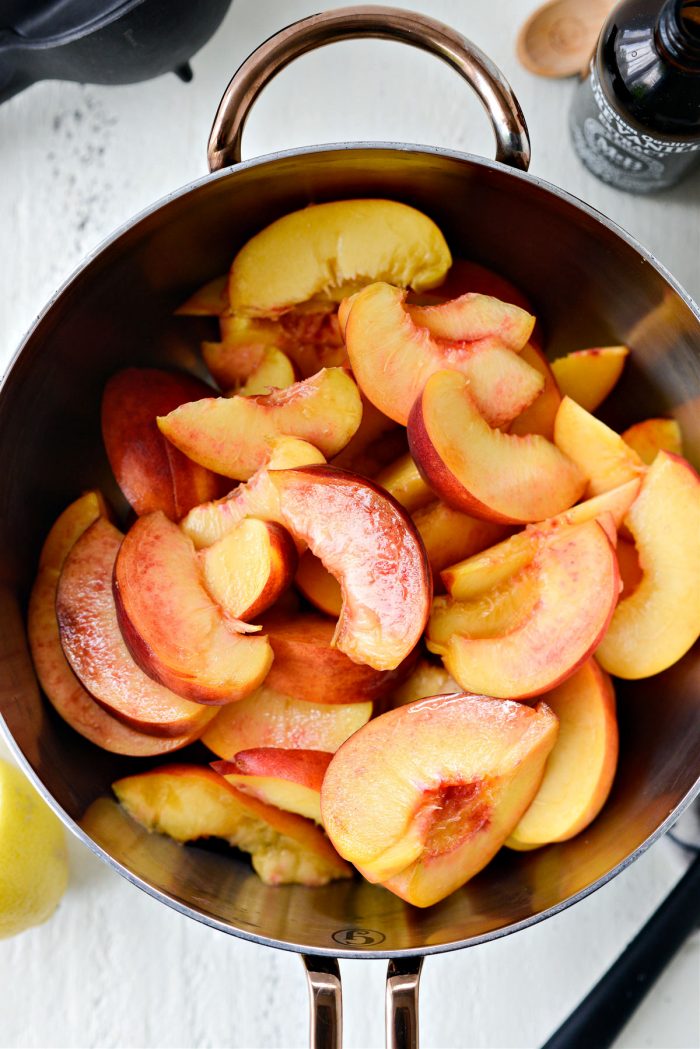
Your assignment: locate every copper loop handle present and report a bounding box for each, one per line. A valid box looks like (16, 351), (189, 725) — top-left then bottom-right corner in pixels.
(302, 955), (343, 1049)
(386, 957), (423, 1049)
(207, 5), (530, 172)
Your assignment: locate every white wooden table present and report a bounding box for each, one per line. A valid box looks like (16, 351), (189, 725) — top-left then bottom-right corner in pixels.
(1, 2), (699, 1046)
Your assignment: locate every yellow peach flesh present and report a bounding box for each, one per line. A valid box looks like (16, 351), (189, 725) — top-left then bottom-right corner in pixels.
(622, 418), (683, 464)
(554, 396), (645, 496)
(551, 346), (629, 413)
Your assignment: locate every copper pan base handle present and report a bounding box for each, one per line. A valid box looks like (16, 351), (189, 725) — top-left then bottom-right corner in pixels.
(207, 5), (530, 173)
(302, 954), (424, 1049)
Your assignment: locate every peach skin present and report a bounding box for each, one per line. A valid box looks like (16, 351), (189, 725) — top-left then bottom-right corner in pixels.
(596, 451), (700, 678)
(408, 370), (585, 524)
(507, 659), (618, 849)
(201, 685), (372, 758)
(321, 694), (558, 906)
(344, 282), (541, 426)
(113, 765), (351, 886)
(56, 518), (215, 737)
(428, 517), (620, 699)
(228, 199), (451, 317)
(158, 367), (362, 480)
(114, 512), (273, 704)
(213, 749), (332, 823)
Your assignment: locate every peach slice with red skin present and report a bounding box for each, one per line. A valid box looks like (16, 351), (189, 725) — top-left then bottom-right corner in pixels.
(261, 609), (416, 705)
(29, 493), (206, 756)
(102, 368), (224, 519)
(621, 418), (683, 464)
(56, 518), (214, 736)
(428, 517), (620, 699)
(228, 199), (451, 318)
(200, 518), (297, 621)
(180, 437), (326, 551)
(113, 765), (351, 886)
(551, 346), (629, 413)
(264, 467), (432, 670)
(114, 512), (273, 704)
(408, 370), (585, 525)
(321, 694), (558, 906)
(201, 685), (372, 758)
(158, 367), (362, 481)
(507, 659), (618, 849)
(554, 396), (645, 496)
(596, 451), (700, 679)
(213, 749), (332, 823)
(344, 282), (541, 426)
(441, 479), (640, 600)
(509, 344), (562, 440)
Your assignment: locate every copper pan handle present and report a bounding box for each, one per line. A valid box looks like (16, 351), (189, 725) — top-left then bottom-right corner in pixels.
(207, 5), (530, 172)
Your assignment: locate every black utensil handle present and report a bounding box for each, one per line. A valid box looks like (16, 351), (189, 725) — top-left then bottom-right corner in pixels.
(542, 853), (700, 1049)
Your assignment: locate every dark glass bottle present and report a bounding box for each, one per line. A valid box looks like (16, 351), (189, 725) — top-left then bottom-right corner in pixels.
(570, 0), (700, 192)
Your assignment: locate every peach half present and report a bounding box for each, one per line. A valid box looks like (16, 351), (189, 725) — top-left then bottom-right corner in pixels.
(180, 437), (326, 551)
(28, 493), (205, 756)
(158, 367), (362, 480)
(114, 512), (273, 704)
(554, 396), (645, 496)
(102, 368), (223, 519)
(201, 685), (372, 758)
(344, 282), (541, 426)
(428, 517), (620, 699)
(551, 346), (629, 413)
(621, 418), (683, 465)
(228, 199), (451, 317)
(113, 765), (351, 886)
(56, 518), (214, 736)
(596, 451), (700, 678)
(507, 660), (618, 849)
(200, 518), (297, 621)
(321, 694), (558, 907)
(213, 749), (332, 823)
(408, 370), (585, 524)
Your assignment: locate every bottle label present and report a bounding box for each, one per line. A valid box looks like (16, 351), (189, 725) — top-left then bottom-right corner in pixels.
(570, 62), (700, 192)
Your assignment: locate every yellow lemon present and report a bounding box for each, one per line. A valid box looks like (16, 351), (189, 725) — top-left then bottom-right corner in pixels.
(0, 758), (68, 938)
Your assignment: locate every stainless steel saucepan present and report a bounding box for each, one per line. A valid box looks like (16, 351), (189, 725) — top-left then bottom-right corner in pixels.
(1, 8), (699, 1048)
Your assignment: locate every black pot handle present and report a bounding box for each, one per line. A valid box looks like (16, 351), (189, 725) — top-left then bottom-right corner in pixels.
(207, 5), (530, 173)
(302, 953), (424, 1049)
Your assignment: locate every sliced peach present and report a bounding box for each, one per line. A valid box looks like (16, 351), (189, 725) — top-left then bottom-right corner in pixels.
(203, 321), (281, 388)
(295, 551), (342, 617)
(29, 493), (204, 756)
(441, 480), (640, 600)
(428, 518), (620, 699)
(616, 538), (644, 597)
(507, 660), (618, 848)
(213, 749), (332, 823)
(389, 660), (461, 708)
(344, 283), (541, 426)
(375, 453), (434, 512)
(412, 501), (509, 576)
(200, 518), (297, 621)
(330, 397), (405, 476)
(201, 685), (372, 757)
(622, 418), (683, 464)
(56, 518), (214, 736)
(158, 367), (361, 480)
(114, 512), (273, 704)
(229, 199), (451, 317)
(407, 293), (534, 351)
(265, 467), (431, 670)
(413, 258), (535, 313)
(216, 311), (347, 382)
(233, 346), (296, 396)
(175, 275), (228, 316)
(102, 368), (223, 519)
(554, 396), (645, 496)
(596, 452), (700, 678)
(321, 694), (558, 906)
(509, 344), (562, 439)
(551, 346), (629, 413)
(180, 438), (326, 550)
(409, 370), (585, 524)
(113, 765), (351, 886)
(261, 609), (415, 705)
